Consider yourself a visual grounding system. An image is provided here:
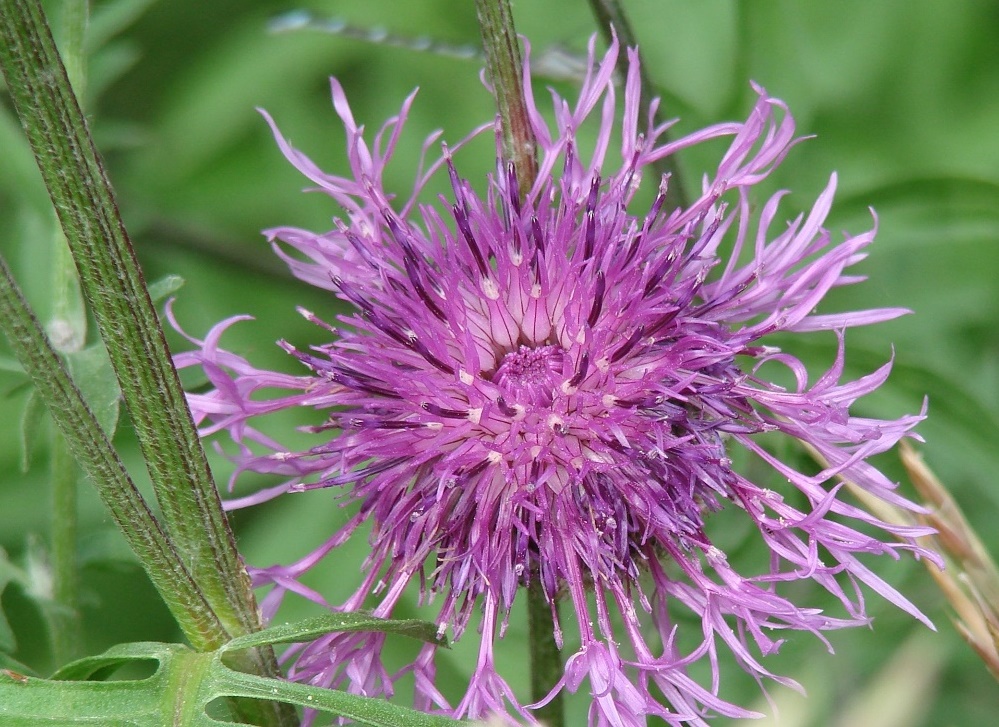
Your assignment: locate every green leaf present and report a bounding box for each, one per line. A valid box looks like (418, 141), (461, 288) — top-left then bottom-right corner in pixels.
(18, 390), (45, 472)
(0, 540), (73, 663)
(65, 343), (121, 439)
(0, 616), (463, 726)
(87, 0), (157, 51)
(0, 105), (51, 219)
(0, 652), (38, 677)
(146, 275), (185, 304)
(0, 354), (26, 373)
(0, 549), (25, 653)
(221, 612), (449, 653)
(87, 41), (141, 103)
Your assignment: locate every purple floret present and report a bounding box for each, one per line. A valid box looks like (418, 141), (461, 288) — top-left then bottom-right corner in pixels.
(173, 35), (938, 726)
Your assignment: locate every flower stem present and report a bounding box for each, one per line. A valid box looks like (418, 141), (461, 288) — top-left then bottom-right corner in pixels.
(46, 1), (90, 665)
(0, 254), (218, 644)
(0, 3), (294, 724)
(0, 0), (253, 644)
(474, 0), (538, 199)
(49, 430), (80, 665)
(474, 3), (564, 721)
(587, 0), (688, 209)
(527, 582), (564, 727)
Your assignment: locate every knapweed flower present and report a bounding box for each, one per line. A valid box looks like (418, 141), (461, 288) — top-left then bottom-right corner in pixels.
(173, 37), (939, 726)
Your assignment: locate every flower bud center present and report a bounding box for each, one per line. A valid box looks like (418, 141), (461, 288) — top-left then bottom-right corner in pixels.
(492, 344), (564, 407)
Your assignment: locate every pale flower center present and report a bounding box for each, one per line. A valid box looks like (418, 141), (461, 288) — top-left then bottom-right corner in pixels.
(492, 344), (564, 407)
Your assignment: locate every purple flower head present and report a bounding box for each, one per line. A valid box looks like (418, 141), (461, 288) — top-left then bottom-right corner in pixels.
(173, 37), (939, 726)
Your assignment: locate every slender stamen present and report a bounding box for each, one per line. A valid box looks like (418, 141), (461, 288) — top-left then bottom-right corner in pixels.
(530, 214), (546, 257)
(328, 370), (398, 398)
(568, 352), (590, 388)
(421, 402), (468, 419)
(453, 204), (491, 277)
(352, 418), (424, 430)
(402, 254), (447, 321)
(642, 252), (679, 298)
(408, 337), (455, 374)
(582, 176), (601, 261)
(582, 210), (596, 262)
(506, 160), (521, 217)
(337, 222), (381, 269)
(610, 326), (645, 363)
(587, 271), (605, 328)
(624, 179), (669, 268)
(445, 150), (470, 215)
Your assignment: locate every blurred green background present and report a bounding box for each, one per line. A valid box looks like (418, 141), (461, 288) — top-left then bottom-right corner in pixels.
(2, 0), (998, 724)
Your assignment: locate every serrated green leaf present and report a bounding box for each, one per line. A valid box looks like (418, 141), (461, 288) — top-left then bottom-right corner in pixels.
(1, 626), (465, 727)
(48, 640), (171, 681)
(216, 665), (465, 727)
(2, 642), (167, 726)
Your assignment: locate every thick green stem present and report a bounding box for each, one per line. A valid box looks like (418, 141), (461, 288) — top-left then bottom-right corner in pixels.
(474, 0), (538, 200)
(587, 0), (688, 210)
(0, 0), (251, 645)
(49, 430), (81, 665)
(0, 254), (223, 648)
(0, 256), (289, 726)
(49, 3), (89, 352)
(527, 583), (564, 727)
(46, 0), (88, 670)
(0, 3), (294, 724)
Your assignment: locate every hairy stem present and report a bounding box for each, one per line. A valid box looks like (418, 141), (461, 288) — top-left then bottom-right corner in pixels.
(49, 430), (80, 665)
(474, 0), (538, 200)
(0, 2), (295, 724)
(527, 583), (564, 727)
